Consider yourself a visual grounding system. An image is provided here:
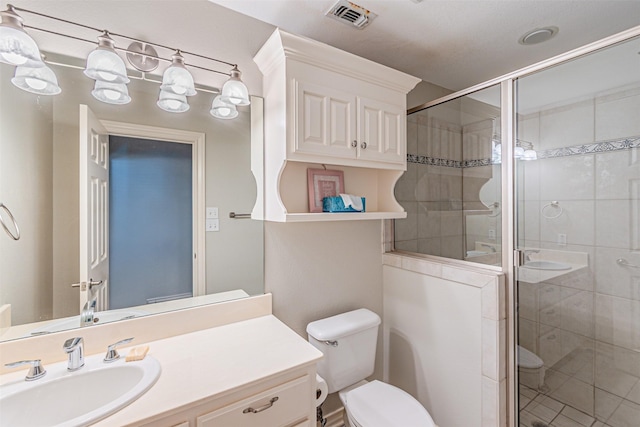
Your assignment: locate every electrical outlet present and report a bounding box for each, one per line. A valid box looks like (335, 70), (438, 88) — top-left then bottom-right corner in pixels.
(206, 207), (219, 219)
(206, 219), (219, 232)
(557, 233), (567, 246)
(488, 229), (496, 240)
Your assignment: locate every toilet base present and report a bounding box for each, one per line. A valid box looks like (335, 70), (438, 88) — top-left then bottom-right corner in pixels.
(519, 366), (547, 392)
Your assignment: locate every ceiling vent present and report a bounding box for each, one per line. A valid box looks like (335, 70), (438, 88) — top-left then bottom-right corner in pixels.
(325, 1), (377, 29)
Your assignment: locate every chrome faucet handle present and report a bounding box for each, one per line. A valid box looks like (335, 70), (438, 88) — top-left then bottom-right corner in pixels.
(104, 337), (134, 363)
(63, 337), (84, 371)
(523, 249), (540, 261)
(4, 359), (46, 381)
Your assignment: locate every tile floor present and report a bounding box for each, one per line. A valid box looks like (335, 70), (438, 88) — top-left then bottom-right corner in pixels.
(519, 384), (640, 427)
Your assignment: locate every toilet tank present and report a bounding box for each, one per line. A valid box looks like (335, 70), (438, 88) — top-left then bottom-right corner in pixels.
(307, 309), (381, 393)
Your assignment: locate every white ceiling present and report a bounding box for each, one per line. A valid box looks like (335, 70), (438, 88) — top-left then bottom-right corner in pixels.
(209, 0), (640, 91)
(8, 0), (640, 108)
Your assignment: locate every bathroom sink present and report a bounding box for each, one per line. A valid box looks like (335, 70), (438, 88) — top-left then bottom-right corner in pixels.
(523, 260), (571, 271)
(30, 310), (147, 335)
(0, 353), (160, 427)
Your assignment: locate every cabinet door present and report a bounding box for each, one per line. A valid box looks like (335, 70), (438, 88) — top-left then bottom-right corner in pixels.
(295, 80), (357, 160)
(196, 375), (311, 427)
(357, 97), (405, 165)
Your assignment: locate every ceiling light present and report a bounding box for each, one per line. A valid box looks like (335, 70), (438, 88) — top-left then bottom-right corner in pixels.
(84, 31), (130, 84)
(157, 90), (189, 113)
(210, 95), (238, 119)
(0, 5), (43, 67)
(519, 27), (559, 46)
(160, 51), (196, 96)
(92, 80), (131, 104)
(220, 65), (250, 106)
(11, 59), (61, 95)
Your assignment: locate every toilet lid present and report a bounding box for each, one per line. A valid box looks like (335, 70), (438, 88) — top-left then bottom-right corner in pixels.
(347, 381), (436, 427)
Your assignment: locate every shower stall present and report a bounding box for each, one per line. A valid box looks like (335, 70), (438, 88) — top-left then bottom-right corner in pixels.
(395, 27), (640, 427)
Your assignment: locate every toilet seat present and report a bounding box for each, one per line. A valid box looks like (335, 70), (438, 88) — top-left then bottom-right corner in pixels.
(343, 380), (436, 427)
(518, 345), (544, 369)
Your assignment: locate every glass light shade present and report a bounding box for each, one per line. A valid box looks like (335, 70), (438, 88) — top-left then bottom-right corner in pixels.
(160, 52), (196, 96)
(157, 90), (189, 113)
(210, 95), (238, 119)
(0, 8), (43, 68)
(220, 66), (250, 106)
(92, 80), (131, 104)
(84, 33), (129, 84)
(514, 146), (525, 158)
(12, 63), (61, 95)
(523, 149), (538, 161)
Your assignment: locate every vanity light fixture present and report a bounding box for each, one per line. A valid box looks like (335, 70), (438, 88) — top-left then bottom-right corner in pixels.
(160, 51), (196, 96)
(11, 55), (61, 95)
(92, 80), (131, 105)
(0, 4), (250, 119)
(210, 95), (238, 119)
(220, 65), (250, 106)
(157, 89), (190, 113)
(84, 31), (130, 84)
(0, 5), (42, 67)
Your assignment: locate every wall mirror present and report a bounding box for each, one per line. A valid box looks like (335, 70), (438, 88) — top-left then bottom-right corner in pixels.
(0, 52), (264, 342)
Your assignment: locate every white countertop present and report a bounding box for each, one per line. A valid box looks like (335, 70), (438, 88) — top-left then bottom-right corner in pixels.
(1, 314), (323, 426)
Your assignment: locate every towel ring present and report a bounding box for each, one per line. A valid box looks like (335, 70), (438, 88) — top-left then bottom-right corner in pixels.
(0, 202), (20, 241)
(541, 201), (563, 219)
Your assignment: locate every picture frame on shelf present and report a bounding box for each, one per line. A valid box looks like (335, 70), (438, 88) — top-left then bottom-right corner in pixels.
(307, 168), (344, 213)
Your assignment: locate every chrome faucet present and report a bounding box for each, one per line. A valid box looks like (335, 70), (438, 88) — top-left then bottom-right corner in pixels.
(63, 337), (84, 371)
(523, 249), (540, 262)
(79, 280), (104, 327)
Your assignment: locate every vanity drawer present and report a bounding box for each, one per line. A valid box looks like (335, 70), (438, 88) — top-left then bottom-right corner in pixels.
(196, 374), (311, 427)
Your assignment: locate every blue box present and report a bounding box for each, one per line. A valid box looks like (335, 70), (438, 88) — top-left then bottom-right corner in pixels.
(322, 196), (366, 213)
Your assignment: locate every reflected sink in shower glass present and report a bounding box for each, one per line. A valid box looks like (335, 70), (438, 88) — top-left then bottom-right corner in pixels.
(0, 353), (161, 427)
(29, 310), (147, 336)
(523, 260), (571, 270)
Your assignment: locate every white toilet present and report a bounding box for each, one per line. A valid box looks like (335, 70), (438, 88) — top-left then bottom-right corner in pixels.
(518, 345), (546, 391)
(307, 308), (437, 427)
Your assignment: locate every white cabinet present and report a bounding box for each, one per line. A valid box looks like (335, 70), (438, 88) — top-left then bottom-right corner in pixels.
(196, 375), (311, 427)
(253, 29), (420, 222)
(295, 80), (405, 166)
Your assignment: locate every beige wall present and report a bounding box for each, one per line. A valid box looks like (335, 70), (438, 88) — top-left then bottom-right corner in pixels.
(0, 66), (54, 325)
(264, 220), (385, 413)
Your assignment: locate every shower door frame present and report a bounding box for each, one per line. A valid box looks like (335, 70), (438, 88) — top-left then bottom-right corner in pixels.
(406, 24), (640, 427)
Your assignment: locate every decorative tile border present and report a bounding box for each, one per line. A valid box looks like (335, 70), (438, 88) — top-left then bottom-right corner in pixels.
(407, 136), (640, 168)
(537, 135), (639, 159)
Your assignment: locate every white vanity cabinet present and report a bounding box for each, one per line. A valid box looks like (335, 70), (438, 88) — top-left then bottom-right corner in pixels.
(195, 373), (312, 427)
(86, 314), (322, 427)
(253, 29), (420, 222)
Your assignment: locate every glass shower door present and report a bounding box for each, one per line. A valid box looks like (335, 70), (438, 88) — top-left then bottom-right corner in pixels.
(515, 36), (640, 427)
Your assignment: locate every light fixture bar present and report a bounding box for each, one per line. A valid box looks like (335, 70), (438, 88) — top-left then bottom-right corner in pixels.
(13, 5), (237, 69)
(43, 57), (222, 94)
(25, 25), (231, 77)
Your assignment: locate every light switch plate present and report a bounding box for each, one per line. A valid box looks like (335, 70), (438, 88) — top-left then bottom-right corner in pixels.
(206, 207), (219, 219)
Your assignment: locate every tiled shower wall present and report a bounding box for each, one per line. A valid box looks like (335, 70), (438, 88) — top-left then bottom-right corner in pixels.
(517, 85), (640, 425)
(395, 112), (501, 264)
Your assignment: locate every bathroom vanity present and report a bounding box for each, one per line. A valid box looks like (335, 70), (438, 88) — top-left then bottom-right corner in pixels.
(95, 315), (322, 426)
(0, 295), (323, 427)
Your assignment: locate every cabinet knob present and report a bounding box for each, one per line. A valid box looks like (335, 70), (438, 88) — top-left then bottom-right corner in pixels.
(351, 140), (357, 148)
(361, 141), (367, 149)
